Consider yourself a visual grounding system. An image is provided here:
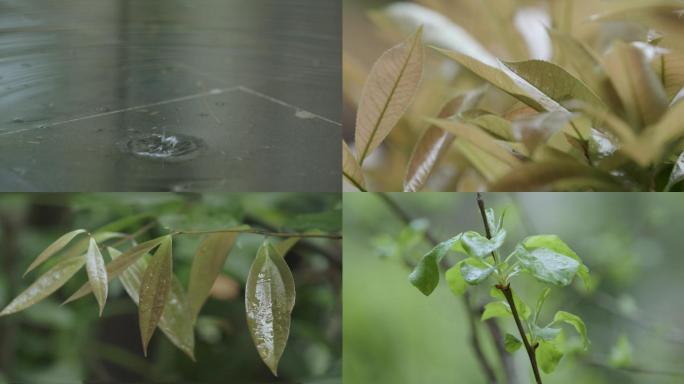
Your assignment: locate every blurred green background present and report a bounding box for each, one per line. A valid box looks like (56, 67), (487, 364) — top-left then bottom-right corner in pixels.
(0, 193), (341, 384)
(343, 193), (684, 383)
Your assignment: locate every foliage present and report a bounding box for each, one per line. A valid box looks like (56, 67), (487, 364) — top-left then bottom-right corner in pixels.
(343, 0), (684, 191)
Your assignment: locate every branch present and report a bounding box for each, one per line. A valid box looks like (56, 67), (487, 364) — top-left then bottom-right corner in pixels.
(377, 193), (500, 384)
(477, 193), (542, 384)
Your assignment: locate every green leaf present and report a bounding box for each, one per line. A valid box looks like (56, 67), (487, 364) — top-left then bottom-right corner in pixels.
(246, 242), (296, 376)
(504, 333), (522, 352)
(533, 324), (561, 341)
(85, 237), (108, 316)
(63, 236), (166, 304)
(24, 229), (87, 276)
(460, 258), (494, 285)
(461, 230), (506, 258)
(537, 339), (564, 373)
(552, 310), (589, 349)
(609, 335), (633, 368)
(534, 287), (552, 323)
(138, 236), (173, 356)
(490, 287), (531, 320)
(110, 247), (195, 360)
(481, 301), (511, 321)
(523, 235), (590, 287)
(515, 245), (580, 286)
(445, 261), (467, 296)
(355, 26), (424, 164)
(1, 255), (86, 316)
(275, 237), (300, 258)
(187, 232), (238, 322)
(408, 235), (461, 296)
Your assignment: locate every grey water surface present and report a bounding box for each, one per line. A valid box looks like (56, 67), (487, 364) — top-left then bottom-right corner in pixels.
(0, 0), (340, 191)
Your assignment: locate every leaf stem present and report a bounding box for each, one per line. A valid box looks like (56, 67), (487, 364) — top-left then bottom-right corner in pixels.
(172, 227), (342, 239)
(477, 193), (542, 384)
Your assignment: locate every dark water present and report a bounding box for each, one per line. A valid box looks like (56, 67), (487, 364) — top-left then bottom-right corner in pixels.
(0, 0), (340, 191)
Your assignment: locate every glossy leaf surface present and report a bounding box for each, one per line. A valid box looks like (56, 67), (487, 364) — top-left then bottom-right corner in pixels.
(523, 235), (590, 287)
(24, 229), (87, 276)
(139, 236), (173, 355)
(516, 246), (580, 286)
(461, 230), (506, 258)
(460, 258), (494, 285)
(85, 237), (108, 316)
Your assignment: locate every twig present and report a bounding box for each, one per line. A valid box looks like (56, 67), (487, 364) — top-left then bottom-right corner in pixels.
(477, 193), (542, 384)
(377, 193), (500, 384)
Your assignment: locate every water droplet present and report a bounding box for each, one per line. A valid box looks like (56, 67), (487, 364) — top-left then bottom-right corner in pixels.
(119, 132), (206, 162)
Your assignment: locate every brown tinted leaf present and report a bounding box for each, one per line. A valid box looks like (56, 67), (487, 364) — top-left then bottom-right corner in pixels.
(490, 162), (623, 191)
(139, 236), (173, 356)
(355, 26), (424, 164)
(342, 141), (366, 191)
(24, 229), (87, 276)
(85, 237), (108, 316)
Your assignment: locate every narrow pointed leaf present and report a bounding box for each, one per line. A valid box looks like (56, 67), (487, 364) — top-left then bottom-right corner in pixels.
(110, 247), (195, 360)
(138, 236), (173, 356)
(85, 237), (108, 316)
(355, 26), (424, 164)
(342, 141), (366, 191)
(275, 237), (300, 258)
(1, 256), (86, 316)
(63, 236), (165, 304)
(246, 242), (296, 376)
(24, 229), (87, 276)
(187, 232), (238, 322)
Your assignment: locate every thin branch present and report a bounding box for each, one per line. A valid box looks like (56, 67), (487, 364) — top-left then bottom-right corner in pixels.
(377, 193), (500, 384)
(477, 193), (542, 384)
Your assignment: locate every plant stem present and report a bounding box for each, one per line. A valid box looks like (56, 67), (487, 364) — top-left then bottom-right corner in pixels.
(476, 193), (542, 384)
(172, 227), (342, 239)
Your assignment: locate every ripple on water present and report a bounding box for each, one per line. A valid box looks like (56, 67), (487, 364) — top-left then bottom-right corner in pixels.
(119, 132), (206, 162)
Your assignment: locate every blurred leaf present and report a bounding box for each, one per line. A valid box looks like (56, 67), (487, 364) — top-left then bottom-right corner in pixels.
(504, 333), (522, 352)
(455, 139), (514, 182)
(24, 229), (87, 276)
(631, 99), (684, 166)
(467, 113), (515, 141)
(139, 236), (173, 356)
(655, 51), (684, 102)
(534, 324), (561, 341)
(0, 255), (85, 316)
(342, 141), (366, 191)
(537, 338), (563, 373)
(461, 230), (506, 258)
(445, 261), (466, 296)
(552, 310), (589, 349)
(408, 235), (461, 296)
(534, 287), (552, 323)
(287, 209), (341, 232)
(523, 235), (590, 288)
(609, 334), (633, 368)
(510, 111), (573, 153)
(490, 161), (621, 191)
(245, 242), (296, 376)
(481, 301), (511, 321)
(85, 237), (108, 316)
(188, 233), (238, 322)
(355, 26), (424, 164)
(460, 258), (494, 285)
(275, 237), (300, 258)
(110, 247), (195, 361)
(515, 245), (580, 286)
(665, 150), (684, 190)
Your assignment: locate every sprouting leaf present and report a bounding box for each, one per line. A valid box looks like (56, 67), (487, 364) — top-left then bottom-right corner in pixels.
(139, 236), (173, 356)
(552, 310), (589, 349)
(609, 335), (633, 368)
(603, 41), (668, 128)
(246, 242), (296, 376)
(534, 287), (552, 323)
(408, 235), (461, 296)
(523, 235), (590, 287)
(187, 233), (238, 322)
(342, 141), (366, 191)
(85, 237), (108, 316)
(461, 230), (506, 258)
(515, 245), (580, 286)
(665, 150), (684, 191)
(460, 258), (494, 285)
(0, 256), (86, 316)
(110, 247), (195, 360)
(481, 301), (511, 321)
(445, 261), (466, 296)
(63, 236), (165, 304)
(275, 237), (300, 258)
(504, 333), (522, 352)
(355, 26), (424, 164)
(537, 338), (564, 373)
(24, 229), (87, 276)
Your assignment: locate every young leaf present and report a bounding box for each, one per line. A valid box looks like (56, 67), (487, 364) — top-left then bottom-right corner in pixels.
(110, 247), (195, 360)
(408, 235), (461, 296)
(504, 333), (522, 352)
(532, 324), (561, 341)
(139, 236), (173, 356)
(534, 287), (552, 323)
(24, 229), (87, 276)
(275, 237), (300, 258)
(1, 256), (86, 316)
(63, 236), (166, 304)
(460, 258), (494, 285)
(523, 235), (590, 287)
(609, 335), (633, 368)
(552, 310), (589, 349)
(246, 242), (296, 376)
(515, 246), (580, 286)
(537, 338), (564, 373)
(342, 141), (366, 191)
(355, 26), (424, 164)
(461, 230), (506, 258)
(445, 261), (466, 296)
(187, 232), (238, 322)
(481, 301), (511, 321)
(85, 237), (108, 316)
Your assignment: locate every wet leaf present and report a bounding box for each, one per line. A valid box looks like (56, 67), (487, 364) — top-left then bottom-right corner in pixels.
(138, 236), (173, 356)
(1, 256), (86, 316)
(342, 141), (366, 191)
(514, 245), (580, 286)
(110, 247), (195, 360)
(63, 236), (165, 304)
(187, 233), (238, 322)
(245, 242), (296, 376)
(523, 235), (590, 287)
(24, 229), (87, 276)
(408, 235), (461, 296)
(85, 237), (108, 316)
(461, 230), (506, 258)
(355, 26), (424, 164)
(275, 237), (300, 258)
(460, 258), (494, 285)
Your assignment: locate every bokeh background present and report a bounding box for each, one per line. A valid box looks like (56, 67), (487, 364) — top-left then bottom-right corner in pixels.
(0, 193), (341, 383)
(343, 193), (684, 383)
